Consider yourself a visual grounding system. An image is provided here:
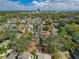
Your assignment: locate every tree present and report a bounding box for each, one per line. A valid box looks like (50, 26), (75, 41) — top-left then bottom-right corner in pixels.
(0, 46), (7, 54)
(8, 32), (32, 52)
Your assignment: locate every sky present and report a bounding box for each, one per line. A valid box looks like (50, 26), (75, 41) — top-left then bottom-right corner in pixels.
(0, 0), (79, 11)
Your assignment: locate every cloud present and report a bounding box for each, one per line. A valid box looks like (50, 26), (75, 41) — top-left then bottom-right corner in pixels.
(49, 0), (79, 2)
(32, 0), (49, 7)
(37, 0), (79, 10)
(0, 0), (27, 10)
(0, 0), (79, 10)
(31, 0), (79, 10)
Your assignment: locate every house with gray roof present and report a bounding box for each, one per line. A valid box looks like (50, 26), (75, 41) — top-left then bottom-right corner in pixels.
(18, 52), (51, 59)
(6, 52), (18, 59)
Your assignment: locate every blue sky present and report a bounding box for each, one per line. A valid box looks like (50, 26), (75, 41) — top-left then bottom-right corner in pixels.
(0, 0), (79, 11)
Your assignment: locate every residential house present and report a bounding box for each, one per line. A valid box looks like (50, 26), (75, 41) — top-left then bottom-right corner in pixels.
(18, 52), (51, 59)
